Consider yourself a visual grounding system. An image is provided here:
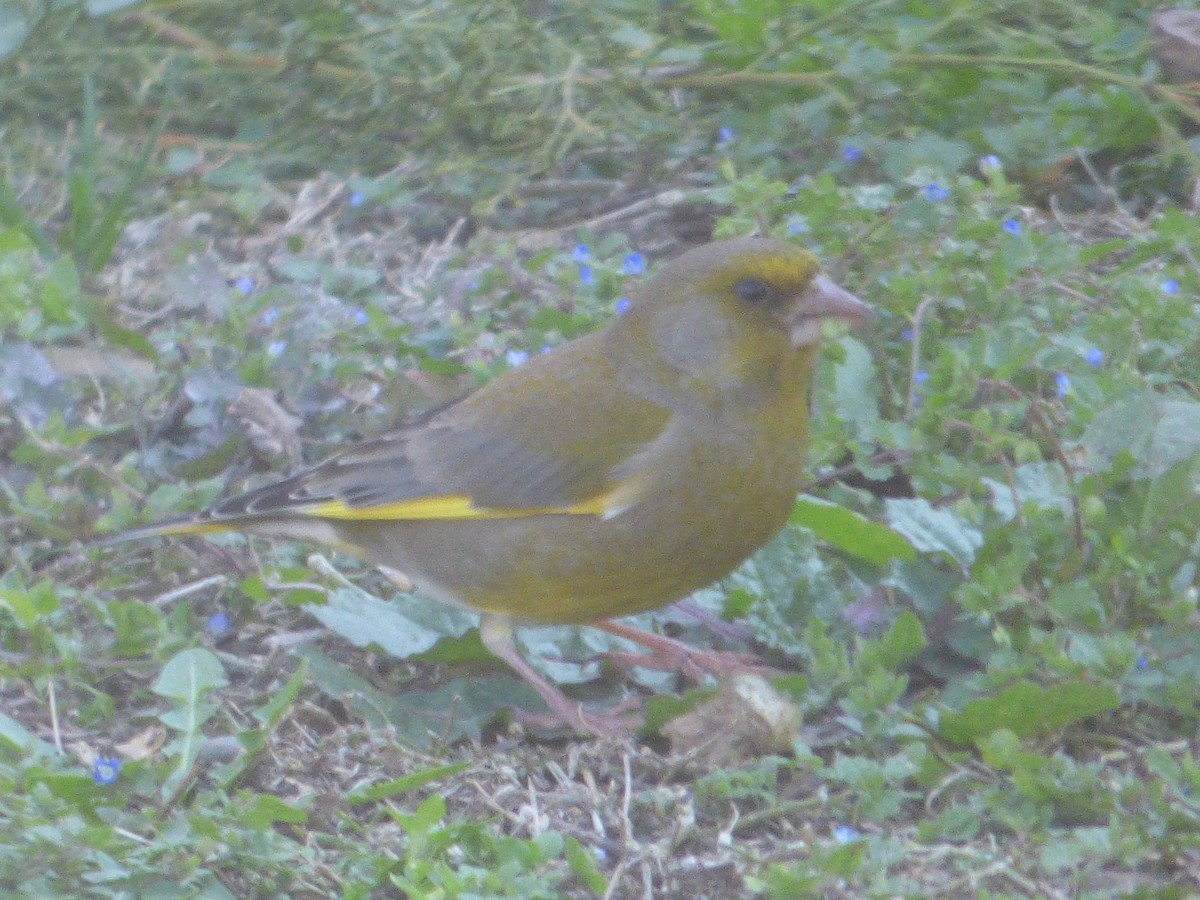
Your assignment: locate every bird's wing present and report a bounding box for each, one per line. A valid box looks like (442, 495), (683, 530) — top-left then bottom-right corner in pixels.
(201, 334), (673, 525)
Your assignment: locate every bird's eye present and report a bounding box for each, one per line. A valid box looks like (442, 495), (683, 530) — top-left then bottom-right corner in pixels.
(735, 277), (775, 305)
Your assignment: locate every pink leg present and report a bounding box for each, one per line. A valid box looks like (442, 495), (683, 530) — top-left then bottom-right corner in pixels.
(479, 614), (638, 737)
(593, 619), (775, 682)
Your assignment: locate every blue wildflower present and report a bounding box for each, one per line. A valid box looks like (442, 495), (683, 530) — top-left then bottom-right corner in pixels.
(578, 265), (594, 286)
(979, 155), (1002, 173)
(1002, 219), (1021, 235)
(260, 307), (280, 327)
(208, 612), (230, 636)
(623, 253), (645, 276)
(786, 216), (808, 235)
(901, 327), (913, 342)
(93, 757), (121, 785)
(923, 184), (950, 202)
(351, 308), (369, 326)
(1161, 279), (1179, 295)
(572, 244), (590, 262)
(1136, 653), (1149, 671)
(348, 192), (365, 209)
(235, 277), (255, 295)
(1085, 348), (1103, 368)
(267, 340), (288, 358)
(914, 370), (929, 386)
(718, 126), (736, 144)
(506, 349), (530, 368)
(841, 145), (862, 163)
(833, 825), (861, 844)
(614, 297), (631, 315)
(1055, 373), (1070, 397)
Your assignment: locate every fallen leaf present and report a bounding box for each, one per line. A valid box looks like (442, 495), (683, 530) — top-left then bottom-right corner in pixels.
(229, 386), (304, 465)
(662, 673), (802, 767)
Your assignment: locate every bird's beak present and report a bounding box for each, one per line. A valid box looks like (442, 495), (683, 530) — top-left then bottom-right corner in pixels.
(790, 273), (874, 347)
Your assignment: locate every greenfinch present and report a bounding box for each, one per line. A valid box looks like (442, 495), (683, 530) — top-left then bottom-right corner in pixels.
(111, 236), (872, 733)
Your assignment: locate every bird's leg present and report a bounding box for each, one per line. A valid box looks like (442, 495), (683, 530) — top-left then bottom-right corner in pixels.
(593, 618), (778, 683)
(478, 614), (638, 738)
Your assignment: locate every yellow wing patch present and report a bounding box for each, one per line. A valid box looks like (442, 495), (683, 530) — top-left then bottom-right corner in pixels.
(150, 520), (232, 537)
(302, 493), (614, 521)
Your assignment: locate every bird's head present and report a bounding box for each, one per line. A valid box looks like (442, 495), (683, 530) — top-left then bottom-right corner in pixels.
(605, 236), (873, 414)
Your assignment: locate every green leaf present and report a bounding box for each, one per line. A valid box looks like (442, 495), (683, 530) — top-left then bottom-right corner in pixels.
(790, 496), (915, 564)
(238, 574), (271, 603)
(0, 7), (30, 60)
(108, 599), (163, 657)
(304, 585), (476, 660)
(884, 498), (982, 568)
(347, 761), (471, 804)
(272, 257), (324, 283)
(1142, 454), (1200, 536)
(1046, 582), (1105, 630)
(66, 77), (100, 247)
(641, 686), (715, 735)
(240, 792), (309, 829)
(0, 586), (46, 627)
(916, 804), (982, 843)
(515, 624), (659, 687)
(1039, 827), (1112, 874)
(94, 307), (159, 362)
(152, 647), (228, 787)
(37, 257), (82, 325)
(982, 462), (1072, 522)
(938, 681), (1119, 746)
(609, 24), (656, 52)
(26, 770), (102, 806)
(1075, 238), (1131, 265)
(719, 527), (836, 657)
(81, 106), (168, 273)
(0, 709), (53, 756)
(298, 647), (393, 729)
(1143, 401), (1200, 479)
(565, 837), (608, 894)
(832, 336), (881, 446)
(174, 435), (243, 481)
(694, 0), (783, 49)
(298, 647), (540, 748)
(861, 611), (926, 671)
(0, 182), (52, 254)
(1154, 206), (1200, 243)
(152, 648), (228, 701)
(398, 792), (447, 834)
(1079, 394), (1200, 479)
(254, 657), (308, 729)
(214, 657), (310, 785)
(881, 134), (972, 180)
(85, 0), (145, 15)
(392, 677), (545, 745)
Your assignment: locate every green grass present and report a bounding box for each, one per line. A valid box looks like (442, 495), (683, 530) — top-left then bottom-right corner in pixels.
(2, 0), (1200, 895)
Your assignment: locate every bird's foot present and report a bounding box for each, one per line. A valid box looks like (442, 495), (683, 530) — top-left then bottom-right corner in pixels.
(595, 619), (778, 683)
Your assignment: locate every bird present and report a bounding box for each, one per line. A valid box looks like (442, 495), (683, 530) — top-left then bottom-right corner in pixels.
(105, 236), (873, 734)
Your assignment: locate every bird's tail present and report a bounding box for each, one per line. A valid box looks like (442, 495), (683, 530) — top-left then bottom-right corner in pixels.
(83, 516), (238, 551)
(84, 509), (350, 556)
